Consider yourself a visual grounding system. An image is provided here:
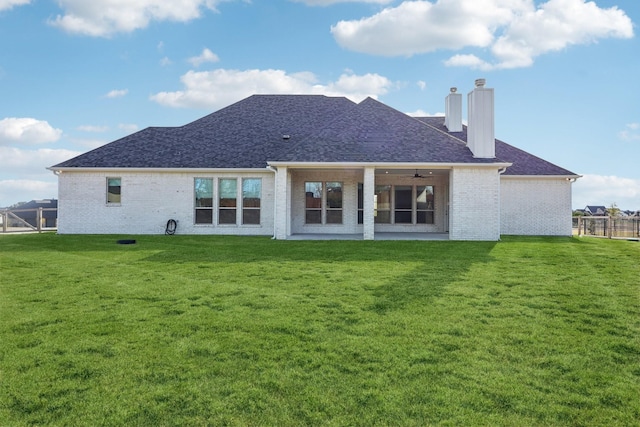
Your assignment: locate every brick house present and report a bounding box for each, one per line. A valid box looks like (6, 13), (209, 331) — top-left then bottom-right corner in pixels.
(49, 80), (579, 240)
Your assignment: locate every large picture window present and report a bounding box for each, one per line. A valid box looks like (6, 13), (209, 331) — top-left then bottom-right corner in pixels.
(305, 181), (343, 224)
(194, 178), (213, 224)
(219, 179), (237, 224)
(195, 177), (262, 226)
(242, 178), (261, 225)
(107, 177), (121, 204)
(361, 183), (434, 225)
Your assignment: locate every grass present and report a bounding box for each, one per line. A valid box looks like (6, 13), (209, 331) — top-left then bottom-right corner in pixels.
(0, 234), (639, 426)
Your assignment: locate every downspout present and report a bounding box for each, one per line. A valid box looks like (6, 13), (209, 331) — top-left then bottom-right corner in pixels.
(497, 166), (508, 241)
(265, 165), (278, 239)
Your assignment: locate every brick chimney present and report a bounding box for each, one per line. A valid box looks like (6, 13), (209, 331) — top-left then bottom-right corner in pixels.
(444, 87), (462, 132)
(467, 78), (495, 158)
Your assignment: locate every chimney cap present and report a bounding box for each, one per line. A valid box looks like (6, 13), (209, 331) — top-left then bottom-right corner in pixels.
(450, 87), (457, 93)
(475, 78), (486, 88)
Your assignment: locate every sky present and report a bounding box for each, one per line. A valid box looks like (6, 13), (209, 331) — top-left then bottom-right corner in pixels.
(0, 0), (638, 210)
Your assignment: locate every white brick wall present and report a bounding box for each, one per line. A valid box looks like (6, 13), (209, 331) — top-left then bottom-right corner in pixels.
(290, 169), (362, 234)
(57, 168), (572, 239)
(57, 171), (275, 235)
(501, 177), (573, 236)
(449, 167), (501, 240)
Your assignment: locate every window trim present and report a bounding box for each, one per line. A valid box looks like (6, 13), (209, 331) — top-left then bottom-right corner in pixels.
(359, 183), (435, 225)
(194, 177), (214, 224)
(242, 178), (262, 225)
(305, 181), (343, 225)
(106, 177), (121, 205)
(218, 178), (238, 225)
(194, 177), (263, 226)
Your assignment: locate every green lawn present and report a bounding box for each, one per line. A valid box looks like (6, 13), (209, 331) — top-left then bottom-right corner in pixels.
(1, 234), (638, 426)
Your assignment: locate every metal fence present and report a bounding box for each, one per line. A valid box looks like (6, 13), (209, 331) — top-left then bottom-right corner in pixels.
(0, 208), (58, 233)
(573, 216), (640, 239)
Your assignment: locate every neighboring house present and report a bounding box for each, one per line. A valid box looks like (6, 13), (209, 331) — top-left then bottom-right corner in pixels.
(8, 199), (58, 228)
(49, 80), (579, 240)
(584, 205), (607, 216)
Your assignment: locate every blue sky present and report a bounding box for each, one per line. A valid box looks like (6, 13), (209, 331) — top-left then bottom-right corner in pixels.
(0, 0), (638, 210)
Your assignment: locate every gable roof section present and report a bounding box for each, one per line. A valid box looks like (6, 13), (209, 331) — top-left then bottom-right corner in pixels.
(52, 95), (574, 175)
(416, 117), (577, 176)
(585, 205), (607, 215)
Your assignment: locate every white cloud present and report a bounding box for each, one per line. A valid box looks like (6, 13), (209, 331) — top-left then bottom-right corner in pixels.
(0, 179), (58, 207)
(0, 118), (62, 145)
(160, 56), (173, 66)
(0, 146), (80, 175)
(407, 109), (443, 117)
(618, 123), (640, 142)
(150, 68), (393, 109)
(48, 0), (222, 37)
(77, 125), (109, 132)
(188, 48), (220, 67)
(443, 54), (494, 71)
(489, 0), (634, 69)
(292, 0), (391, 5)
(573, 174), (640, 210)
(417, 80), (426, 91)
(118, 123), (139, 133)
(69, 138), (109, 149)
(0, 0), (29, 12)
(105, 89), (128, 98)
(331, 0), (633, 69)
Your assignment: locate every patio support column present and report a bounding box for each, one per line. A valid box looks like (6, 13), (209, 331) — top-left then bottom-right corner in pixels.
(274, 166), (290, 239)
(363, 167), (375, 240)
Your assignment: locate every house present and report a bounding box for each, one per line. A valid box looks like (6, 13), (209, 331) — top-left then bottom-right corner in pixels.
(6, 199), (58, 228)
(584, 205), (607, 216)
(49, 79), (579, 240)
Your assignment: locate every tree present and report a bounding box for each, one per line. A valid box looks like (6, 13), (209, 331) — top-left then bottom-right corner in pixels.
(607, 203), (621, 217)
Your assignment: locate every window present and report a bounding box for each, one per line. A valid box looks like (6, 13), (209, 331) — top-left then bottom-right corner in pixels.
(305, 182), (322, 224)
(242, 178), (261, 225)
(219, 179), (237, 224)
(305, 181), (343, 224)
(375, 185), (391, 224)
(394, 185), (413, 223)
(326, 182), (343, 224)
(107, 177), (121, 204)
(362, 184), (435, 225)
(417, 186), (435, 224)
(194, 178), (213, 224)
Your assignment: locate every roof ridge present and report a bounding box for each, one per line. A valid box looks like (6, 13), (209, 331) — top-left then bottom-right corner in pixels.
(413, 116), (469, 148)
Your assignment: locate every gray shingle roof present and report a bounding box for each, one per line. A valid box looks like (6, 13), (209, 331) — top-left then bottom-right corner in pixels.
(416, 117), (577, 176)
(53, 94), (576, 176)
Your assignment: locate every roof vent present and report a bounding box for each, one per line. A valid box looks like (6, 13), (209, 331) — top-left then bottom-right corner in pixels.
(282, 134), (291, 140)
(475, 78), (486, 88)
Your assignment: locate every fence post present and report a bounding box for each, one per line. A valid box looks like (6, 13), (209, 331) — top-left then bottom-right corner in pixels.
(1, 211), (6, 233)
(37, 208), (43, 232)
(607, 216), (612, 239)
(577, 216), (582, 236)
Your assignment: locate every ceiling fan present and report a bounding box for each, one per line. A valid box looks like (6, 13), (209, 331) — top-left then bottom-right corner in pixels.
(412, 169), (425, 178)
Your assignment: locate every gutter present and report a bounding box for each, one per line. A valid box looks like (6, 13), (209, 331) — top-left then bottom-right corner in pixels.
(500, 174), (582, 180)
(266, 161), (512, 169)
